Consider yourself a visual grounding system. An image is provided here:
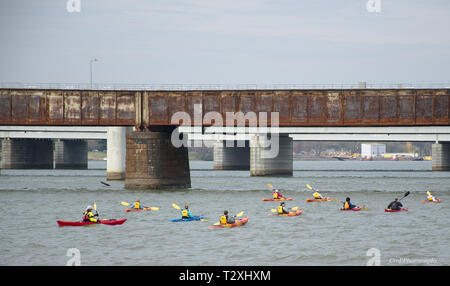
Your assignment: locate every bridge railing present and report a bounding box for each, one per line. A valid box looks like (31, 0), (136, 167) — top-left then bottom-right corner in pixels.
(2, 82), (450, 90)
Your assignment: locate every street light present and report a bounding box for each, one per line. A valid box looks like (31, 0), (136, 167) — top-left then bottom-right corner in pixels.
(90, 58), (98, 89)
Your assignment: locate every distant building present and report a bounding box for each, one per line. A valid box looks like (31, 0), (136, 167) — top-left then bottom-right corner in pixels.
(361, 143), (386, 158)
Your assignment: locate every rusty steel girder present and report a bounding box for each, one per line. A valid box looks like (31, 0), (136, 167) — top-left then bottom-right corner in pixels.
(0, 88), (449, 128)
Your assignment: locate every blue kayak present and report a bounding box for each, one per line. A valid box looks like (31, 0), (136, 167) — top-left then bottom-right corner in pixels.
(170, 216), (204, 222)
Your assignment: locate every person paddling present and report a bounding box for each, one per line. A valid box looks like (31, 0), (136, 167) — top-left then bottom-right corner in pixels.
(273, 189), (284, 199)
(131, 200), (145, 210)
(181, 205), (194, 219)
(277, 202), (290, 215)
(342, 197), (357, 210)
(220, 210), (236, 224)
(313, 189), (324, 200)
(82, 206), (99, 223)
(387, 198), (403, 211)
(426, 191), (437, 202)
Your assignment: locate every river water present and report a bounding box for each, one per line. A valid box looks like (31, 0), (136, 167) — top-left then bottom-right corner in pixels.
(0, 160), (449, 266)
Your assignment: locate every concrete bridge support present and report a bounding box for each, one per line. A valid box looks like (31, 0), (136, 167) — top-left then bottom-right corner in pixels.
(250, 134), (293, 176)
(1, 138), (53, 169)
(432, 142), (450, 171)
(106, 127), (131, 180)
(54, 139), (88, 169)
(125, 130), (191, 189)
(213, 141), (250, 170)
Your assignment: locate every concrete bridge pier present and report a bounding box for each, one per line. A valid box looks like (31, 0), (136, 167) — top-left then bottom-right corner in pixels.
(54, 139), (88, 169)
(125, 129), (191, 189)
(432, 142), (450, 171)
(106, 127), (132, 180)
(213, 140), (250, 170)
(1, 138), (53, 169)
(250, 134), (293, 176)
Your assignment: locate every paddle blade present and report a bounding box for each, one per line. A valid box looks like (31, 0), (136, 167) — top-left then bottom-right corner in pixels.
(150, 207), (159, 211)
(306, 184), (313, 190)
(236, 211), (244, 217)
(271, 209), (277, 212)
(213, 222), (220, 226)
(331, 198), (340, 202)
(267, 184), (274, 190)
(172, 203), (181, 210)
(291, 206), (299, 210)
(100, 181), (110, 186)
(94, 203), (97, 211)
(121, 202), (130, 206)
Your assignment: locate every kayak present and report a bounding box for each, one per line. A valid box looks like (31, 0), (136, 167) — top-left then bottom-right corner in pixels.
(306, 197), (330, 202)
(262, 197), (293, 202)
(421, 199), (442, 204)
(57, 219), (127, 227)
(385, 208), (408, 213)
(268, 209), (303, 216)
(125, 207), (153, 212)
(208, 217), (249, 228)
(340, 206), (363, 211)
(171, 216), (204, 222)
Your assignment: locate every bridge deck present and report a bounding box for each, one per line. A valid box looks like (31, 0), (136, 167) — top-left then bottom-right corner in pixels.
(0, 89), (449, 127)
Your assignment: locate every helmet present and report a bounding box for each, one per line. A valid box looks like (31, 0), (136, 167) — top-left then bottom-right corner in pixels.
(86, 205), (93, 210)
(224, 210), (228, 215)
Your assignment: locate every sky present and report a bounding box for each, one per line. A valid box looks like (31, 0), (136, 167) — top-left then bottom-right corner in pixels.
(0, 0), (449, 86)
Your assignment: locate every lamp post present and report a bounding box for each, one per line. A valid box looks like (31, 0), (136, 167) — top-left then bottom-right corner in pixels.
(90, 58), (98, 89)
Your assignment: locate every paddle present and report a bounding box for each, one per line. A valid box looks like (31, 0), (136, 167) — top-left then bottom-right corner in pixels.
(100, 181), (110, 186)
(121, 201), (159, 211)
(399, 191), (410, 201)
(172, 203), (206, 221)
(213, 211), (244, 225)
(306, 184), (325, 199)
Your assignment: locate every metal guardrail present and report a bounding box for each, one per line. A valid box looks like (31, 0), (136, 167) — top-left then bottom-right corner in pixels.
(1, 82), (450, 91)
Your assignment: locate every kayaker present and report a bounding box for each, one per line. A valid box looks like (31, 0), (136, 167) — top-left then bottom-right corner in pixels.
(82, 206), (99, 223)
(220, 210), (236, 224)
(131, 200), (144, 209)
(181, 205), (194, 219)
(387, 198), (403, 211)
(343, 197), (357, 210)
(278, 202), (290, 215)
(426, 191), (437, 202)
(273, 189), (284, 199)
(313, 189), (324, 200)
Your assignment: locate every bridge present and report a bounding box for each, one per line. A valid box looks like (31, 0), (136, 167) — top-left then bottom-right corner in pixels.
(1, 87), (449, 189)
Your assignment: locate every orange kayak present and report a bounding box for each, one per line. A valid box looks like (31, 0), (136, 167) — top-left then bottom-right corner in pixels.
(125, 207), (153, 212)
(306, 197), (330, 202)
(208, 217), (249, 228)
(268, 209), (303, 217)
(421, 199), (442, 204)
(262, 197), (293, 202)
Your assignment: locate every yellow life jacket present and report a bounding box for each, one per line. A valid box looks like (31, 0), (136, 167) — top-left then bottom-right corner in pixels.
(313, 192), (320, 199)
(182, 210), (188, 217)
(273, 192), (279, 199)
(220, 215), (227, 224)
(278, 206), (283, 214)
(344, 202), (350, 209)
(133, 202), (140, 209)
(83, 211), (97, 222)
(427, 195), (433, 201)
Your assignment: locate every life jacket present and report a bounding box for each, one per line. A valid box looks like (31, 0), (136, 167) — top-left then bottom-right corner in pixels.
(83, 211), (96, 222)
(133, 202), (140, 209)
(273, 192), (279, 199)
(220, 215), (227, 224)
(427, 195), (434, 201)
(344, 202), (350, 209)
(313, 192), (320, 199)
(182, 210), (188, 217)
(278, 206), (284, 214)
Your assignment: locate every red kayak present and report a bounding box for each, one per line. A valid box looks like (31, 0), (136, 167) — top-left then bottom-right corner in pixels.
(384, 208), (408, 213)
(57, 219), (127, 227)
